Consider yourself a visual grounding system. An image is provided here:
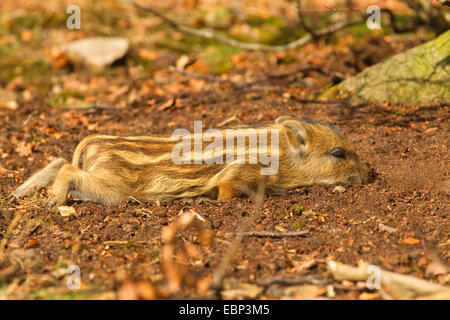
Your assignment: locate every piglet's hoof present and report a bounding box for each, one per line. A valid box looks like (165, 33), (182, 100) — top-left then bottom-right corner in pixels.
(46, 199), (59, 213)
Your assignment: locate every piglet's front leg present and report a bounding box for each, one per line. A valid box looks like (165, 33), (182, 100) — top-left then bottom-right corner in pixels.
(217, 180), (242, 201)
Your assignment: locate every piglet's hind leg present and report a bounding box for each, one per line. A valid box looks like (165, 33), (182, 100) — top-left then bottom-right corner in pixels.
(49, 164), (124, 207)
(14, 158), (68, 198)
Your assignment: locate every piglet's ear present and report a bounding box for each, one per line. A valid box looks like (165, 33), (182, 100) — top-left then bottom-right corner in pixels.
(276, 117), (307, 139)
(275, 116), (295, 124)
(279, 120), (309, 153)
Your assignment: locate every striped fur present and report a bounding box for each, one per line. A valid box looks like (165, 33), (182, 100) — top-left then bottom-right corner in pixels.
(13, 116), (369, 207)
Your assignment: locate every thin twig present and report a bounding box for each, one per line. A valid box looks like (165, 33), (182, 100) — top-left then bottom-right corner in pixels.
(124, 0), (363, 52)
(296, 0), (317, 37)
(104, 240), (158, 245)
(265, 65), (328, 78)
(217, 114), (241, 128)
(169, 66), (230, 83)
(62, 105), (126, 111)
(231, 230), (309, 238)
(290, 97), (348, 105)
(255, 276), (327, 287)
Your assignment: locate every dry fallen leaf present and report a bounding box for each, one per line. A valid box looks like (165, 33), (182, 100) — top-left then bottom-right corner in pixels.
(341, 280), (355, 287)
(16, 141), (32, 157)
(117, 280), (157, 300)
(359, 291), (380, 300)
(316, 216), (326, 223)
(282, 284), (327, 299)
(58, 206), (76, 217)
(401, 237), (420, 245)
(156, 98), (175, 111)
(21, 29), (32, 42)
(221, 281), (264, 299)
(138, 48), (158, 61)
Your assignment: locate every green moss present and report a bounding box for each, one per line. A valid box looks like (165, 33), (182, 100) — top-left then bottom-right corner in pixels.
(131, 55), (155, 69)
(257, 24), (282, 45)
(276, 54), (299, 65)
(319, 84), (339, 99)
(202, 44), (240, 74)
(201, 8), (233, 27)
(0, 46), (52, 87)
(246, 16), (285, 29)
(5, 11), (63, 35)
(47, 91), (85, 108)
(53, 262), (69, 271)
(347, 23), (374, 39)
(322, 30), (450, 106)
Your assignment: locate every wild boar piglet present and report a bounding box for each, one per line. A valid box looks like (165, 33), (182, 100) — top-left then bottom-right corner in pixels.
(14, 116), (370, 207)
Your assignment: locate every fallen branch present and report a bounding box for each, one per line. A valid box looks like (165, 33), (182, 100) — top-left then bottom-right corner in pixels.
(254, 276), (367, 293)
(289, 97), (348, 105)
(170, 64), (340, 90)
(327, 260), (450, 299)
(124, 0), (363, 52)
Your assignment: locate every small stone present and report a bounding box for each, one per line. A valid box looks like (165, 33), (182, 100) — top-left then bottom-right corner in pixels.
(58, 206), (76, 216)
(282, 92), (291, 100)
(423, 127), (438, 134)
(0, 89), (18, 110)
(64, 37), (129, 70)
(332, 186), (346, 194)
(378, 222), (396, 233)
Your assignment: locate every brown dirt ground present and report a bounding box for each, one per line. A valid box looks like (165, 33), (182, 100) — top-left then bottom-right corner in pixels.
(0, 36), (448, 300)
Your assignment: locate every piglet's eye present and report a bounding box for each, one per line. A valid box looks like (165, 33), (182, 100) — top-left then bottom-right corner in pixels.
(330, 147), (346, 159)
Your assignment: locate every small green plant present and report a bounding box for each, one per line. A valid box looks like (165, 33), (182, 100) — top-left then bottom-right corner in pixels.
(283, 204), (305, 217)
(292, 218), (305, 229)
(53, 261), (69, 271)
